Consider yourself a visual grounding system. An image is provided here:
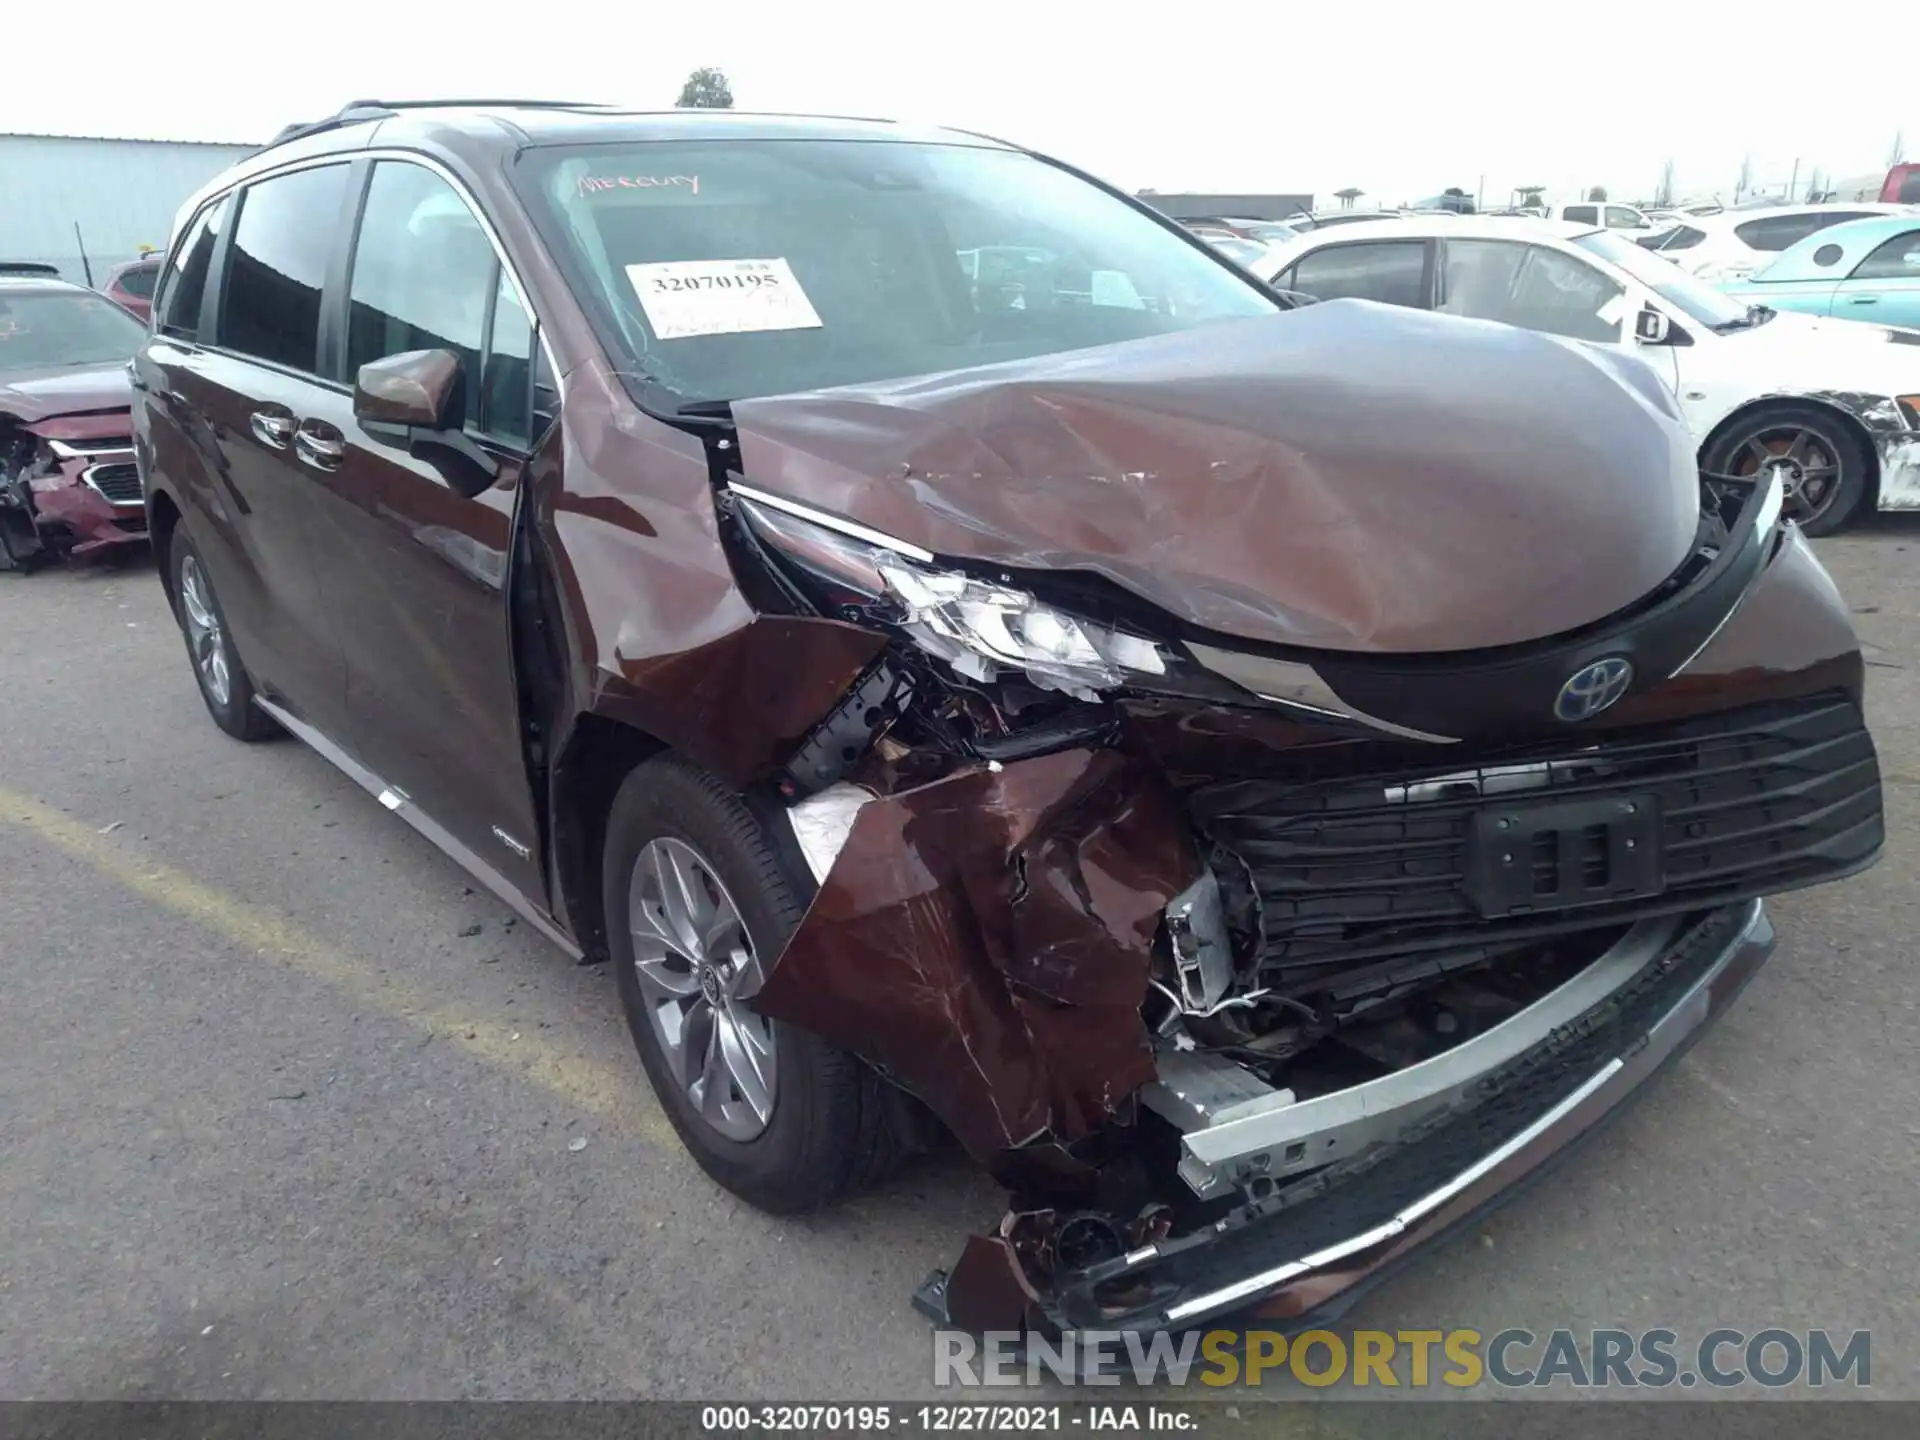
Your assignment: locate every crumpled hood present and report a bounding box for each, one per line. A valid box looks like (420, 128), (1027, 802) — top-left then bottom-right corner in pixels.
(731, 301), (1701, 654)
(0, 362), (132, 424)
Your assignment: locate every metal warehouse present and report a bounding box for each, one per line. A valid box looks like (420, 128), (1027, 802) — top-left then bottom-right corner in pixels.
(0, 132), (258, 285)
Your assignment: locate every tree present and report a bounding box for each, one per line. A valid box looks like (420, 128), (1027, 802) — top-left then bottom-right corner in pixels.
(676, 67), (734, 109)
(1891, 129), (1907, 168)
(1805, 165), (1827, 202)
(1655, 159), (1676, 208)
(1735, 154), (1753, 202)
(1586, 185), (1608, 202)
(1333, 186), (1364, 209)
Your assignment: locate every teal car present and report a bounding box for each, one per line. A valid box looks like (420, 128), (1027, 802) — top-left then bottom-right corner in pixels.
(1722, 214), (1920, 328)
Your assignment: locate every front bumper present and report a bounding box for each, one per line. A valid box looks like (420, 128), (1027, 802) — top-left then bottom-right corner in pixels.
(916, 897), (1776, 1336)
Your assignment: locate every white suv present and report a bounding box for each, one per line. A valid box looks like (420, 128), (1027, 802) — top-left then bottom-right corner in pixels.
(1641, 204), (1915, 282)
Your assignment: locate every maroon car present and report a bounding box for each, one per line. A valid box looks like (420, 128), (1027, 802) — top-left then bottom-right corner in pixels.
(103, 254), (165, 323)
(0, 272), (149, 570)
(134, 101), (1883, 1340)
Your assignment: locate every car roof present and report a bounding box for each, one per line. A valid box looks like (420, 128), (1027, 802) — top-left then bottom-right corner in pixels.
(262, 101), (1011, 158)
(1687, 202), (1914, 232)
(0, 274), (90, 295)
(174, 102), (1031, 237)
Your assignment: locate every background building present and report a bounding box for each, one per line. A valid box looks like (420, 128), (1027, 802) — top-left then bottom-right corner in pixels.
(0, 133), (258, 284)
(1138, 191), (1315, 220)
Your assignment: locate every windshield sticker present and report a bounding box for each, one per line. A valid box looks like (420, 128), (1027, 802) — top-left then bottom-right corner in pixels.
(626, 258), (824, 339)
(578, 174), (700, 198)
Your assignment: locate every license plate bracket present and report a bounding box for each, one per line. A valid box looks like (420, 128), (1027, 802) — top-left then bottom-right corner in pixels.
(1464, 793), (1663, 917)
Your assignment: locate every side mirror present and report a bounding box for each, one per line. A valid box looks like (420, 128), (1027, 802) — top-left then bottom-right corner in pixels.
(354, 348), (499, 498)
(1634, 307), (1672, 345)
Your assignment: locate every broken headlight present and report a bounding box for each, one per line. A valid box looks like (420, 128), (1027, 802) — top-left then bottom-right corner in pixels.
(731, 483), (1168, 700)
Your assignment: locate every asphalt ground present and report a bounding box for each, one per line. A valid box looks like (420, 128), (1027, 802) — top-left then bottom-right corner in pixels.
(0, 521), (1915, 1402)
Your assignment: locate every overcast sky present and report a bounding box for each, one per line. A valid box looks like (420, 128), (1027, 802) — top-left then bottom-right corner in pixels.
(7, 1), (1915, 206)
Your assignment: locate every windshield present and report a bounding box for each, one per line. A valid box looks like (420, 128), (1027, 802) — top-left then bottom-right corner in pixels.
(517, 140), (1280, 405)
(1570, 230), (1750, 328)
(0, 290), (147, 370)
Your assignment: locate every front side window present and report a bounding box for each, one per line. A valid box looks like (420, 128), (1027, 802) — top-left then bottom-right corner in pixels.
(117, 264), (160, 298)
(157, 197), (228, 338)
(0, 290), (149, 370)
(1604, 206), (1642, 229)
(1441, 239), (1622, 342)
(1290, 240), (1427, 308)
(516, 139), (1278, 405)
(1563, 205), (1599, 225)
(1572, 230), (1749, 329)
(345, 162), (503, 427)
(482, 268), (535, 444)
(1850, 230), (1920, 281)
(219, 164), (352, 371)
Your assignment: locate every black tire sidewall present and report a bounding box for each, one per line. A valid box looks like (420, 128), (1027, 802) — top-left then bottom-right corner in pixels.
(1707, 406), (1868, 537)
(603, 758), (855, 1212)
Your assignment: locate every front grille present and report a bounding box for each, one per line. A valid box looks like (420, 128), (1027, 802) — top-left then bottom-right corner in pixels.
(85, 463), (142, 505)
(1187, 695), (1881, 991)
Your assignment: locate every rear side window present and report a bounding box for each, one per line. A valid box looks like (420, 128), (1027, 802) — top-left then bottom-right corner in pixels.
(1734, 211), (1879, 252)
(219, 164), (352, 371)
(1290, 240), (1427, 308)
(1850, 230), (1920, 281)
(118, 264), (159, 298)
(156, 197), (228, 338)
(1563, 205), (1599, 225)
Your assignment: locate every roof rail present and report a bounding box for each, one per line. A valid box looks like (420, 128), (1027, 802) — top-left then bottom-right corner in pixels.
(256, 97), (615, 154)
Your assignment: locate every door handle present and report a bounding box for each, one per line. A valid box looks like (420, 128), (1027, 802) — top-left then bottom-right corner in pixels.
(250, 410), (295, 448)
(294, 428), (345, 471)
(1848, 295), (1879, 305)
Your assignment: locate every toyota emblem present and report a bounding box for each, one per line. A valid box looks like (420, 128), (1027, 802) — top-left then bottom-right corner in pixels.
(1554, 657), (1634, 722)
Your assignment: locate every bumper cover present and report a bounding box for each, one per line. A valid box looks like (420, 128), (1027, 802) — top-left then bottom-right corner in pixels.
(916, 897), (1776, 1336)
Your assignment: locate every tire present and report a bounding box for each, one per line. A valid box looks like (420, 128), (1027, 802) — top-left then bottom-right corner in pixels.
(0, 508), (46, 573)
(1703, 404), (1870, 538)
(604, 755), (909, 1213)
(167, 530), (280, 741)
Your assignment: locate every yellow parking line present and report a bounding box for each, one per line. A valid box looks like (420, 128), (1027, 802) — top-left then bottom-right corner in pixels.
(0, 785), (676, 1149)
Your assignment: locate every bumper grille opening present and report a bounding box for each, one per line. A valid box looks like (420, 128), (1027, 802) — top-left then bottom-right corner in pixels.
(85, 463), (142, 505)
(1186, 694), (1881, 993)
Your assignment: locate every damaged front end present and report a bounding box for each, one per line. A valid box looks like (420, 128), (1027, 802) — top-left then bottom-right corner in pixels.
(696, 316), (1884, 1337)
(0, 413), (147, 570)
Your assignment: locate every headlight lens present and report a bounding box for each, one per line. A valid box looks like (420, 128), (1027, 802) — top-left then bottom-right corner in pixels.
(733, 486), (1168, 699)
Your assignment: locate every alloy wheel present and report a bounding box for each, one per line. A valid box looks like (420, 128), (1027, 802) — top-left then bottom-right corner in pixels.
(627, 836), (778, 1141)
(177, 555), (231, 707)
(1729, 424), (1843, 529)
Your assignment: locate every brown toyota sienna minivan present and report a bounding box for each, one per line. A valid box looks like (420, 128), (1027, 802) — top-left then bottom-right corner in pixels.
(133, 101), (1883, 1338)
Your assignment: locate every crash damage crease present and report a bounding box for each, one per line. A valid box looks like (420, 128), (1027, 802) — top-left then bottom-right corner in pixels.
(1795, 388), (1920, 512)
(532, 362), (887, 790)
(731, 302), (1701, 655)
(752, 746), (1199, 1183)
(0, 367), (146, 565)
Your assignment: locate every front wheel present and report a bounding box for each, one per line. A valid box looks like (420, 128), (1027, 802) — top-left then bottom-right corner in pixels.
(168, 531), (279, 741)
(1704, 406), (1870, 537)
(604, 756), (909, 1213)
